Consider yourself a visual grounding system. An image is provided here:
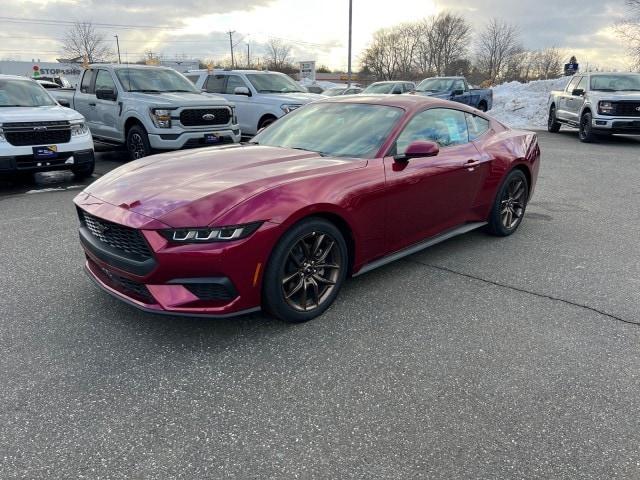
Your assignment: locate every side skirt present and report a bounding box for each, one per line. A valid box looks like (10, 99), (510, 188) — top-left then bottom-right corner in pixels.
(353, 222), (487, 277)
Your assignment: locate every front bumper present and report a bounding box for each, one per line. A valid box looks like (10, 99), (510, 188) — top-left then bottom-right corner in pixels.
(0, 133), (95, 173)
(75, 193), (281, 317)
(592, 116), (640, 134)
(148, 126), (242, 150)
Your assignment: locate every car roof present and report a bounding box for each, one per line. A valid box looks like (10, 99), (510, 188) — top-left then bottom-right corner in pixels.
(320, 94), (478, 113)
(186, 69), (284, 74)
(91, 63), (174, 71)
(587, 72), (640, 76)
(0, 74), (36, 81)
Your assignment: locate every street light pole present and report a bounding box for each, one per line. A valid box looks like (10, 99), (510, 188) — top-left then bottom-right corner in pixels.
(114, 35), (122, 64)
(347, 0), (353, 87)
(228, 31), (236, 69)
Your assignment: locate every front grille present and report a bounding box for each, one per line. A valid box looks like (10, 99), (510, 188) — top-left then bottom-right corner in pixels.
(91, 261), (155, 303)
(2, 121), (72, 146)
(80, 211), (153, 260)
(180, 108), (231, 126)
(608, 102), (640, 117)
(185, 283), (236, 301)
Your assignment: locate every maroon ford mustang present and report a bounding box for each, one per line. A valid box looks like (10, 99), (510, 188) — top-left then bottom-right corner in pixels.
(74, 95), (540, 322)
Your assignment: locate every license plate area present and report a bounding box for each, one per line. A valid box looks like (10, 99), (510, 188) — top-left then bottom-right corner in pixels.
(33, 145), (58, 159)
(204, 134), (219, 144)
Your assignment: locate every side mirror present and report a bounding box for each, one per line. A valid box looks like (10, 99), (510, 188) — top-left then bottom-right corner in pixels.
(96, 88), (117, 101)
(234, 86), (251, 97)
(58, 99), (71, 108)
(395, 140), (440, 162)
(452, 89), (464, 96)
(572, 88), (585, 96)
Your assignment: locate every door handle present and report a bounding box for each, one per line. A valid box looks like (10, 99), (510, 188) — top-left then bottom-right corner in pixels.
(466, 159), (481, 170)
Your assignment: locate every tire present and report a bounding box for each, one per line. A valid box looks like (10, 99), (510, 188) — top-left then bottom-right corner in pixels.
(547, 105), (561, 133)
(126, 124), (152, 160)
(72, 160), (95, 180)
(258, 116), (277, 131)
(486, 169), (529, 237)
(263, 217), (348, 323)
(578, 111), (596, 143)
(478, 101), (488, 112)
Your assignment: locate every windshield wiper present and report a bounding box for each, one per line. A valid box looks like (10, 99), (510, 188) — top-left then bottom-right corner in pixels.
(129, 89), (162, 93)
(290, 146), (328, 157)
(165, 89), (196, 92)
(0, 104), (26, 107)
(258, 89), (286, 93)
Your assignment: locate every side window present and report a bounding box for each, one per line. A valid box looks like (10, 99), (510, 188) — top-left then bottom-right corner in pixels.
(184, 75), (200, 85)
(576, 76), (588, 92)
(453, 80), (465, 91)
(466, 113), (490, 140)
(396, 108), (469, 154)
(225, 75), (247, 94)
(205, 74), (226, 93)
(392, 84), (402, 94)
(80, 70), (95, 94)
(94, 70), (116, 92)
(566, 76), (580, 93)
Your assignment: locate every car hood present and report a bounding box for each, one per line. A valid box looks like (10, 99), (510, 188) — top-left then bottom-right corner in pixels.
(589, 91), (640, 101)
(82, 144), (364, 227)
(0, 105), (84, 123)
(257, 92), (325, 104)
(126, 91), (231, 107)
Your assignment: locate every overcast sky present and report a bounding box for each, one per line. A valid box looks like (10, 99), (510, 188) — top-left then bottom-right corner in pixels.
(0, 0), (632, 70)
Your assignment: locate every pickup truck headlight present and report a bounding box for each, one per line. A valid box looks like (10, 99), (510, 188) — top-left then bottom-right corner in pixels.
(150, 108), (173, 128)
(281, 104), (302, 114)
(0, 126), (5, 143)
(230, 106), (238, 124)
(598, 101), (615, 115)
(160, 222), (263, 243)
(70, 119), (89, 136)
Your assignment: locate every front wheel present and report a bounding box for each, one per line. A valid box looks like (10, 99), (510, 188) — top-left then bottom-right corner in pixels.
(263, 218), (348, 323)
(578, 112), (596, 143)
(486, 169), (529, 237)
(126, 124), (152, 160)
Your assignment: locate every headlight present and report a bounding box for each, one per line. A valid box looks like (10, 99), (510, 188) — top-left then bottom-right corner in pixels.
(70, 119), (89, 136)
(161, 222), (263, 243)
(0, 126), (5, 143)
(598, 101), (614, 115)
(150, 108), (173, 128)
(230, 106), (238, 124)
(281, 104), (302, 114)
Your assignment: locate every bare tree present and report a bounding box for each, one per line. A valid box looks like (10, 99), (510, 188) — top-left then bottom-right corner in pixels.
(617, 0), (640, 68)
(536, 47), (563, 79)
(361, 27), (408, 80)
(265, 39), (293, 70)
(475, 18), (522, 84)
(61, 21), (111, 63)
(428, 13), (471, 76)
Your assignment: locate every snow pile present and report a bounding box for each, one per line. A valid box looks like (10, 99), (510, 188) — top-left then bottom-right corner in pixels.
(299, 77), (341, 90)
(489, 76), (570, 129)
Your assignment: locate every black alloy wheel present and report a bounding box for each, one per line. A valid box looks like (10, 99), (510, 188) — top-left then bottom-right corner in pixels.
(126, 125), (152, 160)
(487, 169), (529, 236)
(263, 218), (348, 323)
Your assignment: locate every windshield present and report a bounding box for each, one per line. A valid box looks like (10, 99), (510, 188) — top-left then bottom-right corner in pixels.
(416, 78), (456, 92)
(0, 79), (56, 107)
(323, 88), (346, 96)
(363, 83), (393, 94)
(251, 102), (403, 158)
(115, 68), (199, 93)
(590, 74), (640, 92)
(245, 73), (306, 93)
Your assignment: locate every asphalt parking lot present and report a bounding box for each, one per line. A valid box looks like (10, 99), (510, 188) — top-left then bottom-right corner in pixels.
(1, 131), (639, 479)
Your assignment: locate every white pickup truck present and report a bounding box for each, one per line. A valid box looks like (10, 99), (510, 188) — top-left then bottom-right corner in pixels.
(50, 64), (241, 159)
(547, 72), (640, 142)
(0, 75), (95, 179)
(185, 69), (324, 136)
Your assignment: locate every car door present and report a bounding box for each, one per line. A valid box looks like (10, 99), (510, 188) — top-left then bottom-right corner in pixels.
(451, 79), (470, 105)
(557, 76), (581, 121)
(566, 75), (588, 122)
(92, 69), (120, 140)
(204, 74), (253, 134)
(383, 107), (486, 253)
(73, 69), (96, 127)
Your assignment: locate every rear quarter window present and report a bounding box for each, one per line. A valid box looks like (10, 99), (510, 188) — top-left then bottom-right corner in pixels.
(466, 114), (490, 140)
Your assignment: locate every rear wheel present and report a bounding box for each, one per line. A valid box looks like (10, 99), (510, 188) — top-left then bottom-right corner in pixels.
(126, 124), (152, 160)
(486, 169), (529, 237)
(263, 218), (348, 323)
(548, 105), (561, 132)
(578, 111), (596, 143)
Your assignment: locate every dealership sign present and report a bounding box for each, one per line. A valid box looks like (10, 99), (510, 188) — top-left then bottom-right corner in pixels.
(299, 61), (316, 82)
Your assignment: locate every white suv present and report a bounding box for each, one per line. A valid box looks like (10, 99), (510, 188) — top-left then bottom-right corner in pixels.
(0, 75), (95, 179)
(186, 70), (324, 136)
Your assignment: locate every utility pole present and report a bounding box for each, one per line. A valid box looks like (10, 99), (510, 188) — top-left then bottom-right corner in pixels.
(228, 31), (236, 69)
(347, 0), (353, 87)
(247, 43), (250, 68)
(114, 35), (122, 64)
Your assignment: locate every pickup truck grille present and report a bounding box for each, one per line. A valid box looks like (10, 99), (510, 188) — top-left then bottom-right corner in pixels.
(2, 121), (71, 146)
(180, 108), (231, 127)
(606, 101), (640, 117)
